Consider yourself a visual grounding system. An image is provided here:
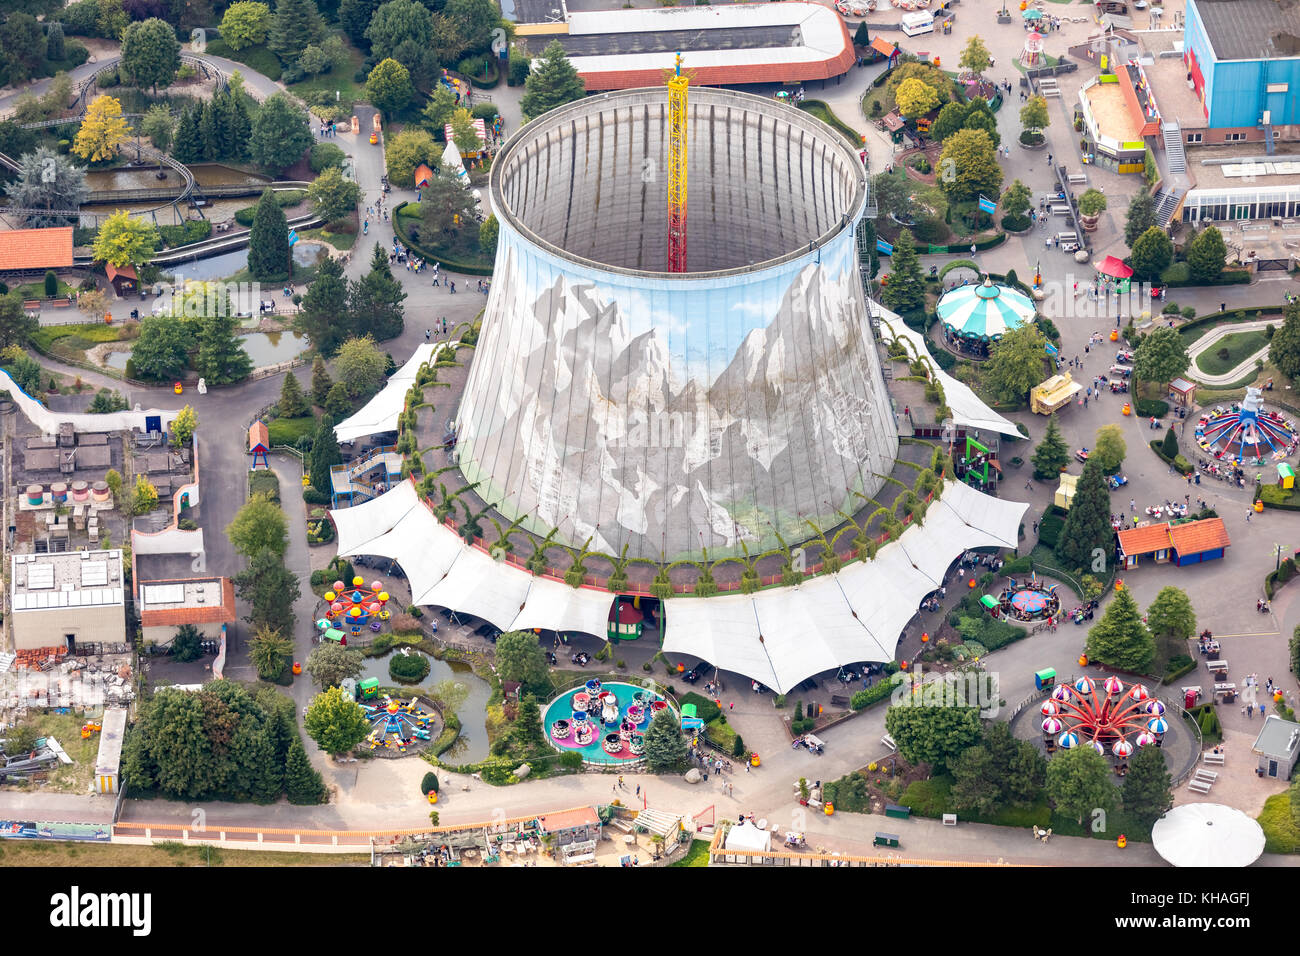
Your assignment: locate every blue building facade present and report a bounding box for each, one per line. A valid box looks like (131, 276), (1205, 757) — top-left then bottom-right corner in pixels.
(1185, 0), (1300, 135)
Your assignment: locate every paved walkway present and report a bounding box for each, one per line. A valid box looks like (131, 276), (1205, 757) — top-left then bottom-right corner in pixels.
(1184, 320), (1277, 386)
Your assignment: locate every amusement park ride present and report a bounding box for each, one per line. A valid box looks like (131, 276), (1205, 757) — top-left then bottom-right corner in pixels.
(1039, 675), (1169, 764)
(667, 53), (689, 273)
(1196, 387), (1299, 467)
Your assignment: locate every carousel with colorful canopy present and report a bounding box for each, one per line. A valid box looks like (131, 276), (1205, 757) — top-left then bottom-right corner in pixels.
(938, 276), (1037, 345)
(1043, 675), (1169, 759)
(1195, 387), (1298, 466)
(322, 576), (393, 636)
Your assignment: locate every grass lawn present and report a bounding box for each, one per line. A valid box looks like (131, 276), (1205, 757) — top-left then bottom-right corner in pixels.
(268, 415), (317, 447)
(18, 713), (101, 793)
(15, 279), (75, 299)
(1193, 330), (1269, 376)
(300, 225), (358, 251)
(798, 100), (860, 148)
(204, 39), (282, 82)
(1014, 53), (1060, 75)
(0, 840), (369, 867)
(1258, 792), (1299, 853)
(703, 717), (738, 755)
(30, 322), (128, 363)
(395, 204), (493, 272)
(670, 839), (711, 867)
(286, 40), (368, 111)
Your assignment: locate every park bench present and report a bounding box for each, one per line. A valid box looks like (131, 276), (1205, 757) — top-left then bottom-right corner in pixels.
(1202, 751), (1226, 765)
(1187, 778), (1212, 793)
(1049, 204), (1072, 216)
(49, 297), (72, 307)
(942, 814), (957, 826)
(1206, 660), (1229, 679)
(880, 733), (897, 752)
(22, 300), (40, 311)
(1194, 769), (1218, 783)
(830, 694), (850, 708)
(1067, 172), (1088, 185)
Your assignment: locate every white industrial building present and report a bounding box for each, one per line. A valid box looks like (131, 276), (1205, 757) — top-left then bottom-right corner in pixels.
(9, 550), (126, 651)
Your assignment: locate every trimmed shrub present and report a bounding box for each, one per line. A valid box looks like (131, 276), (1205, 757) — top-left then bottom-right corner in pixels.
(1135, 399), (1169, 418)
(389, 651), (430, 683)
(420, 771), (440, 795)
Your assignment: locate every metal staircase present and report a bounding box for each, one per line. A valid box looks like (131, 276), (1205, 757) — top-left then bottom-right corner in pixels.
(1162, 121), (1187, 175)
(1153, 187), (1184, 227)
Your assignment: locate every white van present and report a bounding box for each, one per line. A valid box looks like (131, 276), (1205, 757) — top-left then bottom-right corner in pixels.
(900, 11), (935, 36)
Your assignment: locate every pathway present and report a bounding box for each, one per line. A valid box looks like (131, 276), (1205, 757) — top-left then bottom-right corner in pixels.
(1184, 319), (1278, 386)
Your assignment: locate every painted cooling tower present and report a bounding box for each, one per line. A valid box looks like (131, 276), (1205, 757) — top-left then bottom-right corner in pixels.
(457, 87), (897, 560)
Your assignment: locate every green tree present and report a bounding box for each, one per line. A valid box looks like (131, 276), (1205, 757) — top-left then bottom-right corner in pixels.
(248, 189), (290, 281)
(1001, 179), (1032, 221)
(46, 21), (66, 62)
(1124, 191), (1157, 248)
(366, 57), (414, 116)
(420, 162), (479, 237)
(198, 101), (219, 162)
(279, 370), (308, 418)
(196, 313), (252, 384)
(309, 414), (342, 492)
(886, 61), (951, 107)
(1121, 745), (1171, 832)
(895, 77), (940, 119)
(1093, 423), (1127, 475)
(131, 473), (159, 518)
(284, 738), (328, 803)
(140, 103), (174, 152)
(1031, 414), (1069, 479)
(854, 21), (870, 47)
(1056, 457), (1113, 572)
(958, 35), (991, 77)
(479, 213), (499, 256)
(226, 493), (289, 560)
(120, 18), (180, 94)
(121, 688), (217, 798)
(959, 103), (1000, 148)
(170, 404), (198, 448)
(249, 93), (313, 174)
(1044, 746), (1115, 824)
(296, 255), (352, 355)
(307, 166), (361, 222)
(521, 40), (586, 121)
(95, 0), (129, 41)
(365, 0), (438, 85)
(1187, 225), (1227, 284)
(937, 127), (1003, 203)
(268, 0), (323, 65)
(984, 720), (1046, 806)
(643, 709), (687, 773)
(1019, 94), (1049, 133)
(1129, 225), (1173, 282)
(249, 625), (293, 681)
(220, 1), (272, 50)
(92, 209), (157, 268)
(3, 146), (88, 230)
(0, 15), (45, 84)
(305, 643), (364, 688)
(884, 705), (983, 774)
(311, 354), (333, 405)
(334, 335), (387, 399)
(931, 101), (970, 142)
(444, 0), (498, 52)
(880, 228), (926, 314)
(422, 85), (457, 134)
(1132, 325), (1190, 385)
(305, 686), (371, 756)
(871, 170), (914, 223)
(1086, 584), (1156, 672)
(983, 323), (1048, 404)
(495, 630), (550, 693)
(172, 103), (203, 164)
(324, 381), (351, 418)
(297, 44), (329, 76)
(339, 0), (385, 46)
(347, 243), (406, 341)
(171, 623), (203, 662)
(384, 128), (439, 188)
(1145, 586), (1196, 663)
(449, 107), (481, 155)
(949, 741), (999, 814)
(233, 546), (301, 635)
(129, 316), (190, 380)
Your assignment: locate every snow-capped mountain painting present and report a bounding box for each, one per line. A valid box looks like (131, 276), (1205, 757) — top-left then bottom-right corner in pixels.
(457, 225), (898, 560)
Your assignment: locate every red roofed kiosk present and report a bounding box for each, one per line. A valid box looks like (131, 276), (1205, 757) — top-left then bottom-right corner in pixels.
(249, 420), (270, 469)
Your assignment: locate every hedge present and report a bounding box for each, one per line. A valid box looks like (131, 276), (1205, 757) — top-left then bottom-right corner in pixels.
(391, 201), (494, 276)
(1161, 654), (1197, 685)
(1161, 268), (1251, 288)
(1134, 398), (1169, 418)
(1001, 214), (1031, 233)
(850, 679), (896, 711)
(157, 220), (212, 248)
(679, 692), (721, 724)
(1149, 440), (1193, 474)
(1038, 514), (1065, 549)
(1264, 557), (1298, 599)
(1260, 484), (1300, 511)
(931, 348), (957, 371)
(797, 100), (861, 149)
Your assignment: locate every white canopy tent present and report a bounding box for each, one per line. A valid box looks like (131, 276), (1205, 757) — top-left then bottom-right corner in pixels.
(512, 575), (615, 641)
(723, 820), (771, 853)
(875, 304), (1022, 438)
(330, 478), (420, 556)
(334, 344), (436, 444)
(1151, 804), (1266, 868)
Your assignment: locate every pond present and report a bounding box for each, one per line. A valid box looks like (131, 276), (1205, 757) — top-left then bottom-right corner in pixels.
(104, 331), (307, 371)
(356, 652), (493, 764)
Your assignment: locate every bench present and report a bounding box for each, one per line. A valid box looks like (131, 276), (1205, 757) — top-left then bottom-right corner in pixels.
(873, 832), (900, 848)
(1194, 769), (1218, 782)
(1067, 172), (1088, 184)
(884, 804), (912, 820)
(1187, 779), (1212, 793)
(1050, 204), (1072, 216)
(1056, 232), (1079, 244)
(830, 694), (851, 708)
(880, 733), (897, 752)
(1202, 751), (1225, 765)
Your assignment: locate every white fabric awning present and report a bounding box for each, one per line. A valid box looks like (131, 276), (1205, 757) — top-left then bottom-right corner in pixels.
(417, 543), (531, 632)
(334, 344), (436, 444)
(875, 303), (1022, 438)
(330, 478), (420, 555)
(514, 575), (614, 640)
(662, 594), (776, 690)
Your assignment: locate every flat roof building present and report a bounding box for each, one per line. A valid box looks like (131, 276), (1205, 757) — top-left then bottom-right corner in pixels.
(138, 578), (236, 645)
(1251, 714), (1300, 780)
(9, 550), (125, 651)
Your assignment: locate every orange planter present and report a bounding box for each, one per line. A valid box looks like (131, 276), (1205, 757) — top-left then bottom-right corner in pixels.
(292, 661), (302, 675)
(1110, 330), (1119, 342)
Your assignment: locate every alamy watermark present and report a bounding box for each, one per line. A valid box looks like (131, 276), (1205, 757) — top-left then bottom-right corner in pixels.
(889, 664), (1001, 718)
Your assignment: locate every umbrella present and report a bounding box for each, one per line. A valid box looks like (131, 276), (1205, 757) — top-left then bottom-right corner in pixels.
(937, 277), (1036, 341)
(1113, 739), (1134, 758)
(1152, 804), (1266, 867)
(1042, 717), (1063, 734)
(1058, 732), (1079, 749)
(1096, 255), (1135, 279)
(1128, 684), (1150, 702)
(1146, 699), (1166, 716)
(1011, 589), (1050, 614)
(1023, 8), (1043, 18)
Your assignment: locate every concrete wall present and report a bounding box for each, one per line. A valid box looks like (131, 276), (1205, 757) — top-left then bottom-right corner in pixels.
(13, 605), (126, 651)
(142, 620), (224, 646)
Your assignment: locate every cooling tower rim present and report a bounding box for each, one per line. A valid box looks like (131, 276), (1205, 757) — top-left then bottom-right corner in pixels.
(489, 86), (868, 281)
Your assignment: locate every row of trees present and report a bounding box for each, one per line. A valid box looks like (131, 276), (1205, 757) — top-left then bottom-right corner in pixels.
(128, 287), (253, 384)
(296, 244), (407, 353)
(170, 90), (254, 164)
(227, 491), (302, 685)
(1087, 584), (1197, 674)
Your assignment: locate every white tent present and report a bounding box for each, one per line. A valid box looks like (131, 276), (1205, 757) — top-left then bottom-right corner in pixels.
(1151, 803), (1266, 868)
(513, 575), (614, 640)
(875, 304), (1022, 438)
(330, 478), (420, 556)
(441, 140), (469, 185)
(723, 820), (771, 853)
(335, 344), (436, 444)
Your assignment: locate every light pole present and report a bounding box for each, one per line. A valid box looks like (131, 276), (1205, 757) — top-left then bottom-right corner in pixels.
(1274, 542), (1287, 573)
